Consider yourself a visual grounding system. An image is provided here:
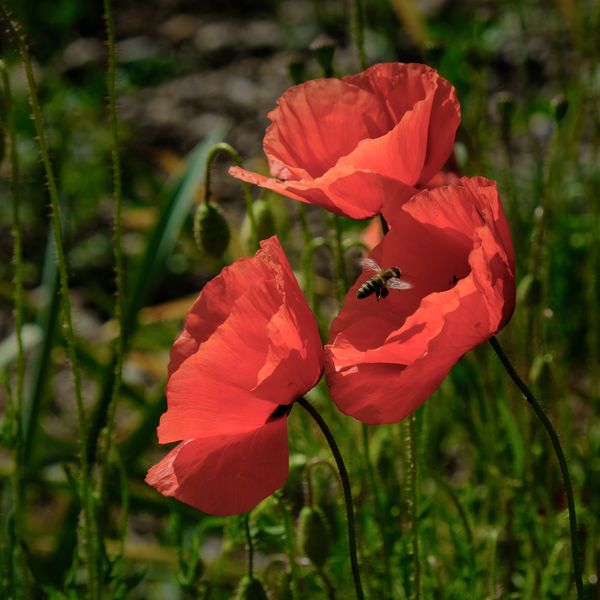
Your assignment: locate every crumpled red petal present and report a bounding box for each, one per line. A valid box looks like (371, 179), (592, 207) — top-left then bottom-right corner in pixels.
(230, 62), (460, 219)
(326, 177), (515, 424)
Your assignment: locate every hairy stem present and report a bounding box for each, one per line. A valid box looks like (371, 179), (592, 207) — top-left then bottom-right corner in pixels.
(98, 0), (126, 504)
(0, 7), (99, 597)
(350, 0), (367, 70)
(403, 414), (421, 600)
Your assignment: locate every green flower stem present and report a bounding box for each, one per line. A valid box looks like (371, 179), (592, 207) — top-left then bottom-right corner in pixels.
(275, 494), (301, 600)
(350, 0), (367, 70)
(98, 0), (125, 501)
(0, 7), (99, 597)
(1, 59), (30, 598)
(1, 57), (24, 513)
(200, 142), (258, 251)
(361, 425), (393, 597)
(402, 413), (421, 600)
(328, 214), (349, 305)
(300, 236), (334, 336)
(489, 336), (584, 599)
(296, 203), (312, 247)
(297, 397), (365, 600)
(242, 513), (254, 579)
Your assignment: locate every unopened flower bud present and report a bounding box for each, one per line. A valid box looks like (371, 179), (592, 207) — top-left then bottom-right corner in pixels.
(309, 34), (335, 77)
(298, 505), (331, 568)
(550, 93), (568, 123)
(234, 575), (268, 600)
(194, 201), (230, 258)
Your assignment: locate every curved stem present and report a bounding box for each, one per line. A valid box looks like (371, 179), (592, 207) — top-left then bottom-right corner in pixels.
(489, 336), (584, 599)
(297, 397), (364, 600)
(203, 142), (258, 251)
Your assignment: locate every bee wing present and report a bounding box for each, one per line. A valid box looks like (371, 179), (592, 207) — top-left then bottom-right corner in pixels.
(359, 257), (381, 273)
(387, 277), (414, 291)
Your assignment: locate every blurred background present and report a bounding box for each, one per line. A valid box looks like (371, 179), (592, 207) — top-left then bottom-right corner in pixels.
(0, 0), (599, 598)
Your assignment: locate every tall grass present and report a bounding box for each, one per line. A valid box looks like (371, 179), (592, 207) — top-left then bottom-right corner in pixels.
(0, 0), (597, 598)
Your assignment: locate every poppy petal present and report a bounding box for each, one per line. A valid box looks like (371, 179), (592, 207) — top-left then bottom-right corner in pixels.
(263, 78), (391, 179)
(230, 62), (460, 218)
(230, 165), (417, 219)
(146, 418), (289, 516)
(326, 177), (515, 424)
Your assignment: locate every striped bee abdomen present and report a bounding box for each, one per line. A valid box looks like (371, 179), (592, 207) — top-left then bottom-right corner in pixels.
(356, 277), (386, 299)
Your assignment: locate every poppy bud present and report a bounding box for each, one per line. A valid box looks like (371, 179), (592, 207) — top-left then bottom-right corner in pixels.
(194, 201), (230, 258)
(234, 575), (269, 600)
(309, 34), (336, 77)
(550, 93), (568, 123)
(298, 505), (331, 568)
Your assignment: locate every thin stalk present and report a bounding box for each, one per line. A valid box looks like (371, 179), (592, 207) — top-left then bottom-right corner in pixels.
(350, 0), (367, 70)
(200, 142), (258, 251)
(328, 214), (349, 304)
(296, 203), (312, 247)
(0, 8), (100, 597)
(98, 0), (125, 498)
(1, 63), (25, 459)
(361, 425), (392, 596)
(403, 414), (421, 600)
(242, 513), (254, 579)
(275, 494), (301, 600)
(297, 397), (364, 600)
(1, 60), (26, 579)
(489, 336), (584, 599)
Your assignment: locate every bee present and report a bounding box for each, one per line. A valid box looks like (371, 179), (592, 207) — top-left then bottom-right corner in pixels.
(356, 258), (413, 300)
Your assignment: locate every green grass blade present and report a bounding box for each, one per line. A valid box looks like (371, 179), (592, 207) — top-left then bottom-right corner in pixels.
(87, 120), (230, 459)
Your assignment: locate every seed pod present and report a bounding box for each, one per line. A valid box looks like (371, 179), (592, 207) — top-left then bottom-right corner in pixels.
(194, 201), (230, 258)
(234, 576), (269, 600)
(298, 506), (331, 569)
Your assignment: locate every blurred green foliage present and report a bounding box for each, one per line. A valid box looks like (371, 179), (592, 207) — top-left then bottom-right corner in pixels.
(0, 0), (599, 598)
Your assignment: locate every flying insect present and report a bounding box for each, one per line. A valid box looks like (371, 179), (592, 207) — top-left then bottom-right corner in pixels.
(356, 258), (413, 300)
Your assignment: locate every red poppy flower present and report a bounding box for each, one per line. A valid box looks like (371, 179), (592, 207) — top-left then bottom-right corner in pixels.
(146, 237), (323, 515)
(325, 177), (515, 424)
(229, 62), (460, 219)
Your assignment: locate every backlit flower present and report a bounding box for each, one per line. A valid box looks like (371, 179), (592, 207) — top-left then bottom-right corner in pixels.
(146, 237), (323, 515)
(229, 62), (460, 219)
(325, 177), (515, 424)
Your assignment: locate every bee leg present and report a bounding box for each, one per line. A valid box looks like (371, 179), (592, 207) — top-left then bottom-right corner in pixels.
(380, 287), (389, 299)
